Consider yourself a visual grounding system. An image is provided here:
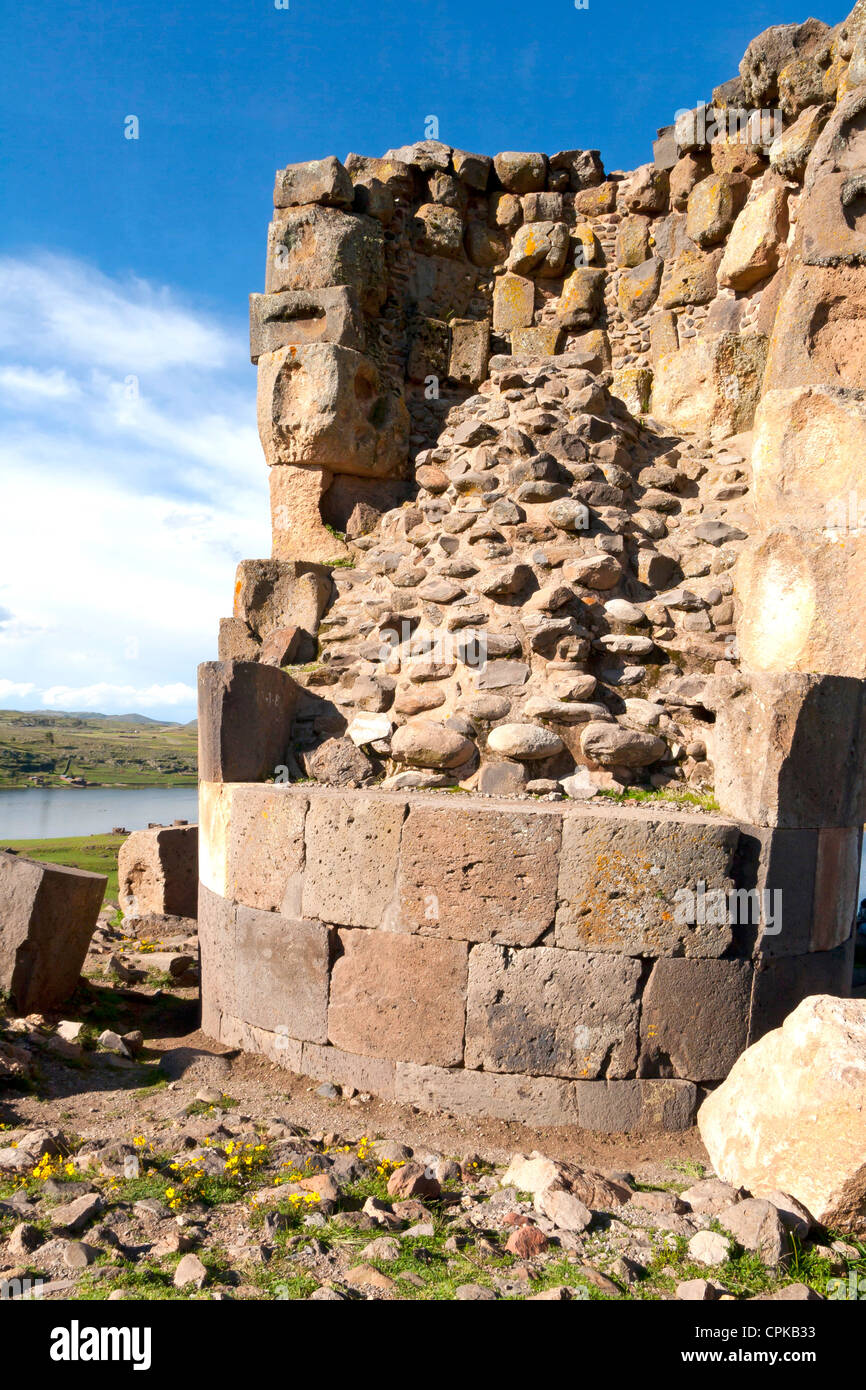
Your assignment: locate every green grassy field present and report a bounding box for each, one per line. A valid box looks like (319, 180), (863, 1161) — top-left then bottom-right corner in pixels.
(0, 709), (197, 789)
(0, 833), (124, 899)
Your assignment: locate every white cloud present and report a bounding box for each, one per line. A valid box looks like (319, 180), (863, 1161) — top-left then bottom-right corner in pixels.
(0, 366), (81, 401)
(0, 253), (269, 721)
(0, 255), (235, 373)
(0, 679), (36, 699)
(41, 682), (197, 710)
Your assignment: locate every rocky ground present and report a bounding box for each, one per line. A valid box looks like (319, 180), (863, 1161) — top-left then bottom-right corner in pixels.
(1, 907), (863, 1303)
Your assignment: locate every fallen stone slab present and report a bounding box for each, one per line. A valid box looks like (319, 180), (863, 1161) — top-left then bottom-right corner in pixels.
(0, 851), (105, 1012)
(118, 826), (198, 919)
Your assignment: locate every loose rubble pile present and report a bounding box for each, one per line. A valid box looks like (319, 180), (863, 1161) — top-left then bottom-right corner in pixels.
(291, 358), (748, 796)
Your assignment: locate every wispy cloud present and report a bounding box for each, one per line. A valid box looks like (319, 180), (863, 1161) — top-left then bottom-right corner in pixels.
(0, 253), (269, 720)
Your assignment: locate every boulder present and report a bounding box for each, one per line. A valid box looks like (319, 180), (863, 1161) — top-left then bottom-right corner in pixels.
(739, 19), (830, 106)
(698, 996), (866, 1232)
(0, 852), (105, 1012)
(686, 173), (749, 247)
(486, 723), (564, 759)
(507, 221), (570, 277)
(557, 268), (606, 328)
(769, 105), (829, 180)
(580, 721), (666, 768)
(257, 344), (409, 478)
(493, 151), (547, 193)
(617, 257), (663, 318)
(718, 183), (789, 290)
(118, 826), (198, 919)
(390, 721), (474, 770)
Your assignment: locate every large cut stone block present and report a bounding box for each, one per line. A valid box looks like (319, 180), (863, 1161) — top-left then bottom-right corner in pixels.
(257, 344), (408, 478)
(266, 205), (385, 312)
(198, 883), (237, 1037)
(328, 929), (468, 1066)
(699, 995), (866, 1230)
(395, 1062), (579, 1126)
(118, 826), (198, 919)
(301, 793), (406, 928)
(735, 528), (866, 678)
(555, 812), (740, 955)
(708, 670), (866, 827)
(300, 1042), (396, 1100)
(752, 386), (866, 531)
(197, 661), (300, 784)
(273, 157), (354, 210)
(651, 332), (767, 436)
(639, 958), (752, 1081)
(234, 559), (332, 641)
(235, 905), (329, 1043)
(225, 785), (308, 913)
(718, 183), (788, 290)
(397, 803), (560, 943)
(218, 1012), (303, 1071)
(749, 939), (854, 1041)
(249, 288), (364, 362)
(448, 318), (490, 385)
(268, 466), (351, 566)
(763, 264), (866, 392)
(465, 944), (641, 1078)
(492, 272), (534, 332)
(574, 1079), (698, 1133)
(0, 851), (105, 1012)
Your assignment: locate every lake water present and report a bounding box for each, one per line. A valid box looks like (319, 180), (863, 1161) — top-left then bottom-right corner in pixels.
(0, 786), (199, 839)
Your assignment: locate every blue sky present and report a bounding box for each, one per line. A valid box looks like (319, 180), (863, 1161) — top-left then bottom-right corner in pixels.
(0, 0), (848, 720)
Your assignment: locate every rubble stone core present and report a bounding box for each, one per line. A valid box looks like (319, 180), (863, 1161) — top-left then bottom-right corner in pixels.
(199, 3), (866, 1127)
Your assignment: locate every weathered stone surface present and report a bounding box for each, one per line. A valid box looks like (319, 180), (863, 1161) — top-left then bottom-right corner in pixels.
(390, 720), (473, 770)
(508, 221), (569, 277)
(574, 1079), (698, 1132)
(119, 826), (197, 919)
(406, 315), (450, 381)
(234, 558), (332, 640)
(659, 248), (719, 308)
(749, 942), (854, 1041)
(198, 661), (300, 784)
(302, 737), (375, 788)
(615, 215), (651, 267)
(395, 1061), (579, 1125)
(718, 1198), (792, 1266)
(258, 345), (408, 478)
(550, 148), (605, 190)
(273, 156), (354, 209)
(557, 268), (606, 327)
(269, 465), (351, 565)
(556, 812), (739, 955)
(617, 257), (662, 319)
(739, 19), (829, 107)
(718, 184), (788, 289)
(709, 670), (866, 828)
(198, 882), (237, 1035)
(763, 264), (866, 393)
(752, 385), (866, 532)
(699, 995), (866, 1231)
(486, 723), (564, 759)
(412, 202), (465, 259)
(224, 785), (307, 913)
(769, 105), (829, 179)
(640, 958), (752, 1080)
(266, 205), (385, 311)
(686, 173), (749, 247)
(249, 288), (364, 362)
(0, 852), (105, 1013)
(493, 151), (547, 193)
(301, 793), (405, 928)
(448, 318), (490, 386)
(651, 332), (767, 436)
(300, 1041), (396, 1100)
(580, 721), (666, 768)
(235, 906), (329, 1042)
(329, 930), (467, 1066)
(492, 272), (534, 332)
(397, 802), (560, 943)
(466, 944), (641, 1078)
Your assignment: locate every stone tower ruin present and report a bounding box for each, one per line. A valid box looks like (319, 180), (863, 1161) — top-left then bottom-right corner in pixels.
(197, 4), (866, 1131)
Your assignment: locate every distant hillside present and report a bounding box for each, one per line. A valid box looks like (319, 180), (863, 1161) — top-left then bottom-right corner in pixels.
(0, 709), (198, 788)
